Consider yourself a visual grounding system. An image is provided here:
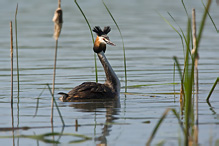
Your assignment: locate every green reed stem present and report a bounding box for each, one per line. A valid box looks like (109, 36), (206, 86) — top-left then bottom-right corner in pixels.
(15, 3), (20, 97)
(184, 18), (193, 145)
(15, 4), (21, 131)
(206, 77), (219, 102)
(47, 84), (65, 126)
(74, 0), (98, 82)
(146, 108), (185, 146)
(102, 0), (127, 92)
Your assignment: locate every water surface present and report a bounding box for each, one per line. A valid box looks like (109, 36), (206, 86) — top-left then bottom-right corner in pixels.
(0, 0), (219, 145)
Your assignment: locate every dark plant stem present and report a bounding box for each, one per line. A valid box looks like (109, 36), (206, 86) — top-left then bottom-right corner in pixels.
(10, 21), (14, 108)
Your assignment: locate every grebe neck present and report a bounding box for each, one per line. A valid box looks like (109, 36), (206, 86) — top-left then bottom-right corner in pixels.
(97, 51), (120, 93)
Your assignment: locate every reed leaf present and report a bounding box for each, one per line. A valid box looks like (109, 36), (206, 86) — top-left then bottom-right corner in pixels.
(146, 108), (185, 146)
(167, 12), (186, 54)
(102, 0), (127, 92)
(181, 0), (189, 17)
(206, 77), (219, 102)
(33, 86), (47, 117)
(173, 56), (183, 80)
(127, 83), (178, 88)
(0, 132), (91, 144)
(74, 0), (98, 82)
(15, 3), (20, 97)
(183, 18), (194, 145)
(158, 12), (188, 60)
(201, 0), (218, 33)
(196, 0), (212, 53)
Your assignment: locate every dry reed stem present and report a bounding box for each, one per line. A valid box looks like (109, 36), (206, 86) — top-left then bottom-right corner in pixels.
(58, 0), (61, 8)
(51, 0), (63, 125)
(192, 8), (199, 144)
(51, 40), (58, 124)
(10, 21), (15, 146)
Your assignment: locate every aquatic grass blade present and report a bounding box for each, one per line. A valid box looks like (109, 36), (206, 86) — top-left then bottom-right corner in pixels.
(74, 0), (98, 82)
(15, 3), (20, 97)
(0, 132), (91, 144)
(33, 86), (47, 117)
(167, 12), (186, 54)
(181, 0), (189, 17)
(47, 84), (65, 126)
(127, 83), (178, 88)
(201, 0), (219, 33)
(146, 108), (185, 146)
(183, 17), (194, 145)
(206, 77), (219, 102)
(173, 56), (183, 80)
(196, 0), (212, 53)
(102, 0), (127, 92)
(158, 12), (185, 53)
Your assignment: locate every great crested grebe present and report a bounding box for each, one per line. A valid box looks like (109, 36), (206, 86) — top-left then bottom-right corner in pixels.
(58, 26), (120, 102)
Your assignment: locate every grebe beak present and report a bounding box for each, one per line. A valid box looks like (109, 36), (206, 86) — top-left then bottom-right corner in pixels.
(104, 38), (116, 46)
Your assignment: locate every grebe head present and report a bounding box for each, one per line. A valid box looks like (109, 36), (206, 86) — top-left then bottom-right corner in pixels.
(93, 26), (115, 53)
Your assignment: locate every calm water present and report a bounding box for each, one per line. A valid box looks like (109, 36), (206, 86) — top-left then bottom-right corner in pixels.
(0, 0), (219, 145)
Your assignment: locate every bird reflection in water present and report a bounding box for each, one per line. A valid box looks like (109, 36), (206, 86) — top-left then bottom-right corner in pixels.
(68, 99), (120, 145)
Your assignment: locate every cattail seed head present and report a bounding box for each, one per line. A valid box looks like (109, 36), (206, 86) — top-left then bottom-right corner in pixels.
(53, 8), (63, 40)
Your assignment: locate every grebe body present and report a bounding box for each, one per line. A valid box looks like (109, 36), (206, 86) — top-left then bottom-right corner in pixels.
(59, 26), (120, 102)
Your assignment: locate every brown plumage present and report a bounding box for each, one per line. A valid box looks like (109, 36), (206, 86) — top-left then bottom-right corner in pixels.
(58, 82), (116, 102)
(59, 26), (120, 102)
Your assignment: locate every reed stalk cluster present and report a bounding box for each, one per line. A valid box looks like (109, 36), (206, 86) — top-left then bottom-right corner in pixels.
(147, 0), (219, 145)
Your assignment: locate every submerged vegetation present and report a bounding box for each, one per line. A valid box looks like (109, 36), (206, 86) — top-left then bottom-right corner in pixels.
(2, 0), (219, 145)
